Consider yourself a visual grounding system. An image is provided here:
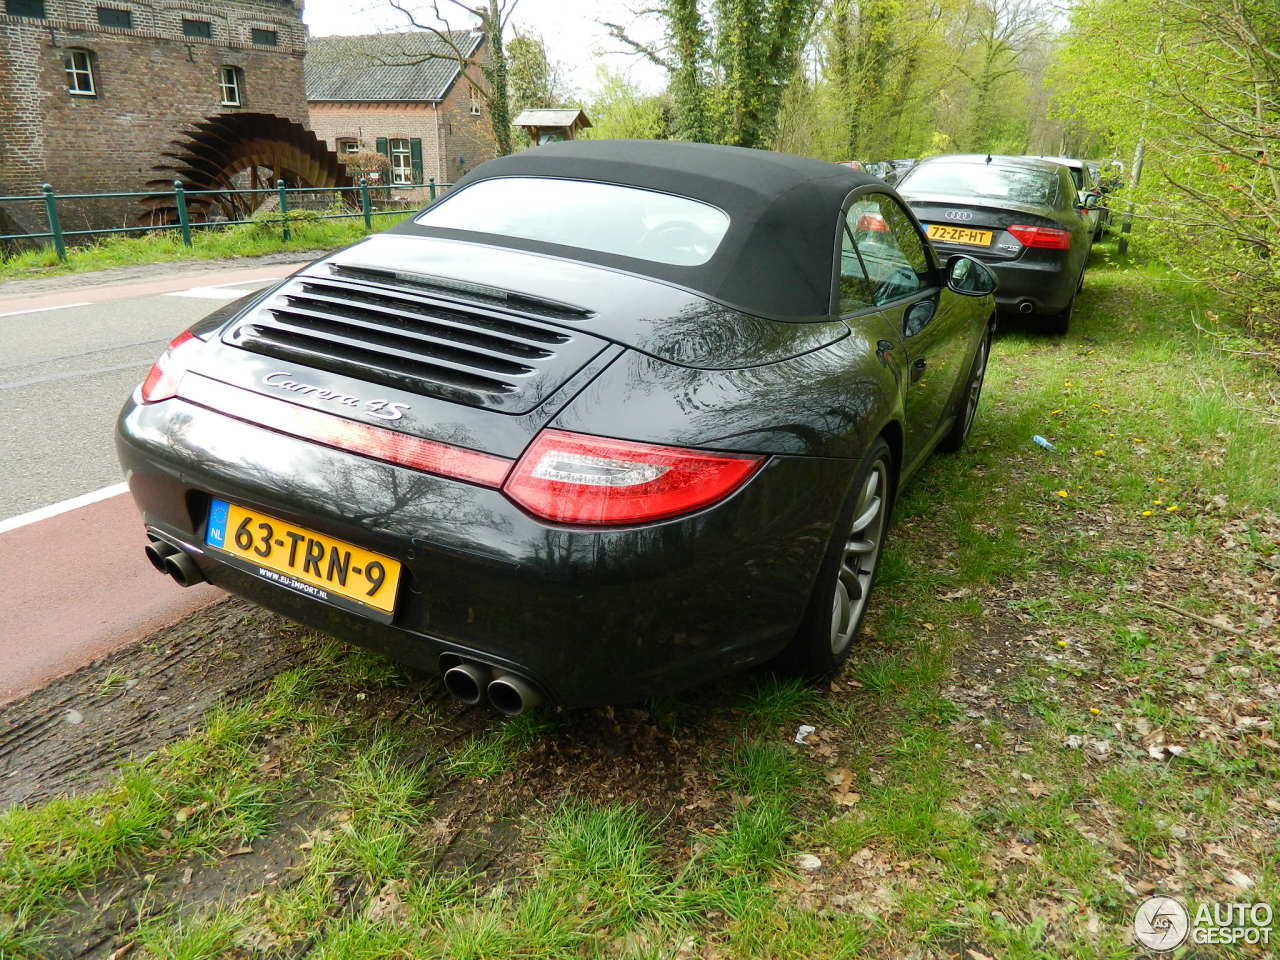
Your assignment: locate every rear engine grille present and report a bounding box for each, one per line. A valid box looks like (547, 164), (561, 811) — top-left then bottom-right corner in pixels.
(223, 274), (605, 413)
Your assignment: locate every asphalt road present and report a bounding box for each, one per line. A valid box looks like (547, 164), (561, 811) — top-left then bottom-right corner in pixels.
(0, 274), (281, 517)
(0, 262), (303, 703)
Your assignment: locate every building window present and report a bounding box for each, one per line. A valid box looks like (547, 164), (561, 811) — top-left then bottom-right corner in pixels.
(336, 138), (360, 154)
(182, 18), (211, 38)
(5, 0), (46, 18)
(219, 66), (242, 106)
(389, 139), (412, 185)
(469, 86), (481, 116)
(250, 28), (277, 46)
(96, 6), (133, 28)
(65, 49), (95, 96)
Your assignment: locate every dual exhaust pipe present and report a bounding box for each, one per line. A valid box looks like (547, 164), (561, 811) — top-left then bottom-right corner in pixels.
(145, 540), (540, 714)
(443, 661), (543, 716)
(1016, 299), (1035, 314)
(144, 538), (205, 587)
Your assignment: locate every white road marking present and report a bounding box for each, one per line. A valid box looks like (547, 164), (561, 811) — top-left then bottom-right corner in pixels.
(164, 279), (273, 300)
(0, 301), (91, 319)
(0, 482), (129, 535)
(164, 285), (248, 300)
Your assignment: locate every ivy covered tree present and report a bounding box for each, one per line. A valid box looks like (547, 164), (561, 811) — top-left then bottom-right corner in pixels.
(602, 0), (823, 148)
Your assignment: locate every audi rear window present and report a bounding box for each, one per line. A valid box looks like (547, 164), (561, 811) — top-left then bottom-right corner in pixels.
(414, 177), (731, 267)
(903, 163), (1058, 207)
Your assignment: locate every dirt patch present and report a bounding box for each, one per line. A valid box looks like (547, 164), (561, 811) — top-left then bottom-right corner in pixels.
(0, 599), (310, 809)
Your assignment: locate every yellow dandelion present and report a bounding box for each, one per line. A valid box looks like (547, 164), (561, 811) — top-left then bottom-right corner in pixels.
(1132, 437), (1145, 443)
(1166, 505), (1180, 513)
(1089, 707), (1101, 716)
(1055, 489), (1070, 499)
(1056, 640), (1068, 648)
(1141, 510), (1154, 517)
(1093, 449), (1105, 456)
(1153, 499), (1164, 506)
(1050, 408), (1063, 415)
(1107, 432), (1117, 438)
(1156, 477), (1167, 483)
(1101, 408), (1110, 414)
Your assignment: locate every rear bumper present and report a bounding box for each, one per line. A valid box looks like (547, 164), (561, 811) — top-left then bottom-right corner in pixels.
(933, 245), (1078, 315)
(116, 396), (852, 707)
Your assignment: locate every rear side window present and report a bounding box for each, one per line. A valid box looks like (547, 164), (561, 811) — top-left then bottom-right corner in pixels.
(843, 194), (931, 307)
(415, 177), (730, 267)
(904, 163), (1058, 207)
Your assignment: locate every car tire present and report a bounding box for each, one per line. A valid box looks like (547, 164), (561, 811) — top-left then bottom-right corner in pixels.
(774, 437), (894, 678)
(1042, 299), (1071, 335)
(938, 330), (991, 453)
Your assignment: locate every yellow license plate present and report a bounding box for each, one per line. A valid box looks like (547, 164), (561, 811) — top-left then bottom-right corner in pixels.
(205, 499), (401, 615)
(926, 224), (993, 246)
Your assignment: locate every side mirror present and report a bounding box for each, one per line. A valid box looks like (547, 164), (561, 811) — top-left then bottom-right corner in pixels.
(946, 255), (997, 297)
(1083, 193), (1101, 209)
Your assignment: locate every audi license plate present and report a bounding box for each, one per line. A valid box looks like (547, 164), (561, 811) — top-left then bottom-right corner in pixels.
(926, 224), (993, 247)
(205, 499), (401, 619)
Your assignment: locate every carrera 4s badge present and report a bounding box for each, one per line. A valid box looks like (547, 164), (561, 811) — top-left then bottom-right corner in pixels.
(263, 371), (411, 422)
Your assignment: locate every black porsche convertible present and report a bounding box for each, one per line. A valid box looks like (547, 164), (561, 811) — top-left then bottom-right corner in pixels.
(117, 140), (997, 712)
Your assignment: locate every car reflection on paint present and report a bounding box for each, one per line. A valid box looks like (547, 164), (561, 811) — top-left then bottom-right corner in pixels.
(117, 140), (997, 713)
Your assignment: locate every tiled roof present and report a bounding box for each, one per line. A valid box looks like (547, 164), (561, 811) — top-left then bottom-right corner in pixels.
(305, 31), (482, 102)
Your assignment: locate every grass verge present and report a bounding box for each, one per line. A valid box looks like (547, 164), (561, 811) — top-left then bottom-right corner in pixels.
(1, 243), (1277, 958)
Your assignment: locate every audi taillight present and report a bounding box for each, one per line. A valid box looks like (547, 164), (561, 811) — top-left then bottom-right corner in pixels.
(1007, 224), (1071, 250)
(140, 330), (201, 403)
(503, 429), (764, 525)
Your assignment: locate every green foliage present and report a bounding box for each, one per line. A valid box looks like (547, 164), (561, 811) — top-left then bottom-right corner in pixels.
(583, 66), (670, 141)
(1050, 0), (1280, 343)
(775, 0), (1054, 163)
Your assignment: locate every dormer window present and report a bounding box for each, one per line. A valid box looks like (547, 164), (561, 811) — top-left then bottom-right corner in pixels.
(219, 66), (243, 106)
(65, 49), (96, 96)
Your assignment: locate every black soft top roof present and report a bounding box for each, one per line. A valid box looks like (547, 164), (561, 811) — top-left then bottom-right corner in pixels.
(390, 139), (878, 319)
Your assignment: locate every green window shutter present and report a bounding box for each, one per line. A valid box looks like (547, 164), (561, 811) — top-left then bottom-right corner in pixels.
(375, 137), (389, 158)
(409, 138), (424, 185)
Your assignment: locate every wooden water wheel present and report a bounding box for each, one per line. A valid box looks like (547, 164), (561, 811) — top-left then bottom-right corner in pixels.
(138, 113), (352, 224)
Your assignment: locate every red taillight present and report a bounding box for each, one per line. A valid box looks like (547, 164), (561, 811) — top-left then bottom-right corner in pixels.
(855, 213), (889, 232)
(1007, 224), (1071, 250)
(140, 330), (201, 403)
(503, 429), (764, 525)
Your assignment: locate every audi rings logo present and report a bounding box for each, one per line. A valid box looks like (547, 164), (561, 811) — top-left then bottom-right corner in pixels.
(944, 210), (976, 222)
(1134, 897), (1190, 951)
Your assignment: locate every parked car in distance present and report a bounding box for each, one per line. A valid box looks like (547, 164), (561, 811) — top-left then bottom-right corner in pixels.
(884, 159), (917, 184)
(834, 159), (867, 172)
(117, 140), (997, 713)
(896, 153), (1093, 334)
(1032, 155), (1107, 239)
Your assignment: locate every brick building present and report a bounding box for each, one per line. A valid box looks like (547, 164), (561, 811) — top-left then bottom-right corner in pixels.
(0, 0), (315, 234)
(305, 31), (498, 201)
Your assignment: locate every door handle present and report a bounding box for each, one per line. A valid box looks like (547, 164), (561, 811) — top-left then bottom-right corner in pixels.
(910, 358), (927, 382)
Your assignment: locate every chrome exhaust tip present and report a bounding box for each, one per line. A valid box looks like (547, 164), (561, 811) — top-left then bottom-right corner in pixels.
(443, 662), (490, 705)
(1017, 300), (1035, 314)
(144, 538), (178, 573)
(487, 673), (543, 716)
(161, 550), (205, 587)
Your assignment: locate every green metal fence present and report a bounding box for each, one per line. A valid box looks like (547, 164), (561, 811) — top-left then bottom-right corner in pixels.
(0, 177), (451, 262)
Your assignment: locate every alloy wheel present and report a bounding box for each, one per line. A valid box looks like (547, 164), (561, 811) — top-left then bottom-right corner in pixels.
(829, 459), (889, 655)
(959, 336), (990, 439)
